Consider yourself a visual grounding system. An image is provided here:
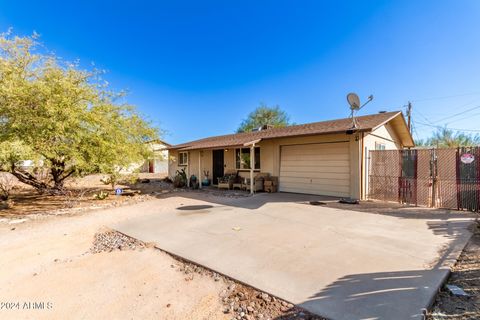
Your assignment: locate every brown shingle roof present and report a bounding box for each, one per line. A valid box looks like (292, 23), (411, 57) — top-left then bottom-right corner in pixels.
(171, 111), (405, 150)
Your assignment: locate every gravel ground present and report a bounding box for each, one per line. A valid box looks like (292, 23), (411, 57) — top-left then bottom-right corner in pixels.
(90, 229), (151, 253)
(428, 220), (480, 320)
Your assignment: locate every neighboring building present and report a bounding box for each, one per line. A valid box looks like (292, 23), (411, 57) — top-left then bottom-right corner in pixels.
(139, 140), (171, 174)
(168, 111), (414, 199)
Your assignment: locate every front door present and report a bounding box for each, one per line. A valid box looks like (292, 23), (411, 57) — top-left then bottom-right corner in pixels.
(149, 160), (154, 173)
(212, 150), (224, 185)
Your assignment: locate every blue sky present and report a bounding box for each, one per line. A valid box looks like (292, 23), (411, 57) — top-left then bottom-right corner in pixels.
(1, 0), (480, 144)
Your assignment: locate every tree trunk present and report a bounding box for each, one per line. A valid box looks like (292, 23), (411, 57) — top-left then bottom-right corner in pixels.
(9, 168), (49, 193)
(8, 162), (73, 195)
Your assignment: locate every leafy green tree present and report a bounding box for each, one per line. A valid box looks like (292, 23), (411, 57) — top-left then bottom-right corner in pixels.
(237, 104), (291, 133)
(0, 31), (158, 193)
(418, 127), (480, 147)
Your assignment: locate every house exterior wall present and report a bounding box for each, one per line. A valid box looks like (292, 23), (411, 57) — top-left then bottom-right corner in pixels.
(363, 123), (402, 150)
(169, 132), (362, 198)
(168, 149), (182, 179)
(168, 149), (213, 182)
(138, 143), (169, 174)
(168, 121), (407, 198)
(362, 123), (403, 200)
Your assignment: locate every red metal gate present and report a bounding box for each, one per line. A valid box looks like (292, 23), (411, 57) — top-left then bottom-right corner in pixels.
(368, 147), (480, 212)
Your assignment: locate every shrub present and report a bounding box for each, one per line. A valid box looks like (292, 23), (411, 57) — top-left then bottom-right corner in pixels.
(173, 169), (187, 188)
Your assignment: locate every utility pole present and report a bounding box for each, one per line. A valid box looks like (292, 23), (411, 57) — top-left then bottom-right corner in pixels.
(407, 102), (412, 134)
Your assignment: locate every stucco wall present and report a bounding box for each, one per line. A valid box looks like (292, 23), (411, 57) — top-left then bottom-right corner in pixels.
(168, 132), (362, 197)
(168, 149), (214, 182)
(362, 123), (403, 200)
(363, 123), (402, 150)
(168, 149), (181, 179)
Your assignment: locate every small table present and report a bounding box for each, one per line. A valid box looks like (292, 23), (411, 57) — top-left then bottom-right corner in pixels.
(232, 182), (243, 190)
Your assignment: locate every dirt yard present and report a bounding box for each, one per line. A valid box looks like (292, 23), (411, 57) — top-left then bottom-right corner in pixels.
(0, 184), (317, 320)
(1, 177), (478, 319)
(427, 221), (480, 319)
(0, 173), (172, 219)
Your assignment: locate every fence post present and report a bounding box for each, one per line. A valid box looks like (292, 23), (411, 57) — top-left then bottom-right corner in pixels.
(430, 148), (436, 208)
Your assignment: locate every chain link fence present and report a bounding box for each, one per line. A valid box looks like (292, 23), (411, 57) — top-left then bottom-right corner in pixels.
(368, 147), (480, 213)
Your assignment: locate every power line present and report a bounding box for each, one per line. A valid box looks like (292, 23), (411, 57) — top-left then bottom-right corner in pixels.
(433, 104), (480, 123)
(413, 120), (480, 133)
(410, 91), (480, 102)
(415, 109), (435, 125)
(410, 99), (480, 130)
(411, 122), (421, 142)
(446, 111), (480, 125)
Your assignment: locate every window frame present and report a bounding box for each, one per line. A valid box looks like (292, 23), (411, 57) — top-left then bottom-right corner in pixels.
(375, 142), (386, 150)
(235, 147), (260, 170)
(178, 151), (188, 166)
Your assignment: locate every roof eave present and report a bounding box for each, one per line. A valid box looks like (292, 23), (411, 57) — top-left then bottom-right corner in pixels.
(169, 129), (374, 151)
(371, 111), (415, 147)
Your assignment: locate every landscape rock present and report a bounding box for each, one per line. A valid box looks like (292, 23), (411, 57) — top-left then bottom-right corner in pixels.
(90, 229), (148, 254)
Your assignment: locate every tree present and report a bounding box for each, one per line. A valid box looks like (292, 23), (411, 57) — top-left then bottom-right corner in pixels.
(417, 127), (480, 148)
(237, 104), (291, 133)
(0, 31), (158, 194)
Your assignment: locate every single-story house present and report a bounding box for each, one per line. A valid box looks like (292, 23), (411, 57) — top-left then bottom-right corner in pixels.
(140, 139), (171, 174)
(121, 139), (171, 174)
(168, 111), (414, 199)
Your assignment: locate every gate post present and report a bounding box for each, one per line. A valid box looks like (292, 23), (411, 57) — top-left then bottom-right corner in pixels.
(430, 148), (436, 208)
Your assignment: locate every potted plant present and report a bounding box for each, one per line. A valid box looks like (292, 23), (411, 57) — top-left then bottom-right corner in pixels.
(202, 170), (210, 186)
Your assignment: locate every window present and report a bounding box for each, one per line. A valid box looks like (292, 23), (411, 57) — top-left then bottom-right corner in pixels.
(375, 142), (386, 150)
(178, 152), (188, 166)
(235, 147), (260, 170)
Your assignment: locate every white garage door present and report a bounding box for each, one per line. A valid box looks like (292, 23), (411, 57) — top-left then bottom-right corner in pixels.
(279, 142), (351, 197)
(154, 159), (168, 174)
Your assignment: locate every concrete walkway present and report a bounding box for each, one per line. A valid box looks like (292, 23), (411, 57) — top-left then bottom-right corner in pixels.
(112, 193), (474, 320)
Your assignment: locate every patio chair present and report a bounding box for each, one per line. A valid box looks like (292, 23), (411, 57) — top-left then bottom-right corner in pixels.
(217, 171), (237, 190)
(242, 173), (269, 192)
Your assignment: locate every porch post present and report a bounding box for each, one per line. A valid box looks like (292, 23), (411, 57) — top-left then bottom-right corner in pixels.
(198, 150), (202, 189)
(250, 144), (254, 194)
(243, 139), (261, 195)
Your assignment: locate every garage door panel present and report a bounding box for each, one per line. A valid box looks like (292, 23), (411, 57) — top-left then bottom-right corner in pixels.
(280, 146), (349, 155)
(281, 154), (350, 161)
(280, 166), (349, 174)
(281, 186), (350, 197)
(282, 183), (350, 193)
(280, 171), (350, 179)
(281, 160), (350, 167)
(279, 142), (350, 197)
(281, 176), (350, 186)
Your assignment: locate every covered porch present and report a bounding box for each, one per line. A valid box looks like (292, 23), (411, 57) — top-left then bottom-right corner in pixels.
(170, 139), (267, 194)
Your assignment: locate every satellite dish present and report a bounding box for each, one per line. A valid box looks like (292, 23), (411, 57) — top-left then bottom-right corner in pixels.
(346, 92), (375, 130)
(347, 93), (361, 110)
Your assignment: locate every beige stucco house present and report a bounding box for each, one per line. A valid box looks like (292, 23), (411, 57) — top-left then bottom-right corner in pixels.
(140, 140), (171, 174)
(168, 111), (414, 199)
(120, 140), (170, 174)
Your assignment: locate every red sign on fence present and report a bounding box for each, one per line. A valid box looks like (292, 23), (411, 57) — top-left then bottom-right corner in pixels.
(460, 153), (475, 164)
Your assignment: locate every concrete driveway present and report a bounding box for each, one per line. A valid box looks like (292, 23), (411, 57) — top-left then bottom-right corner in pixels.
(112, 192), (474, 320)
